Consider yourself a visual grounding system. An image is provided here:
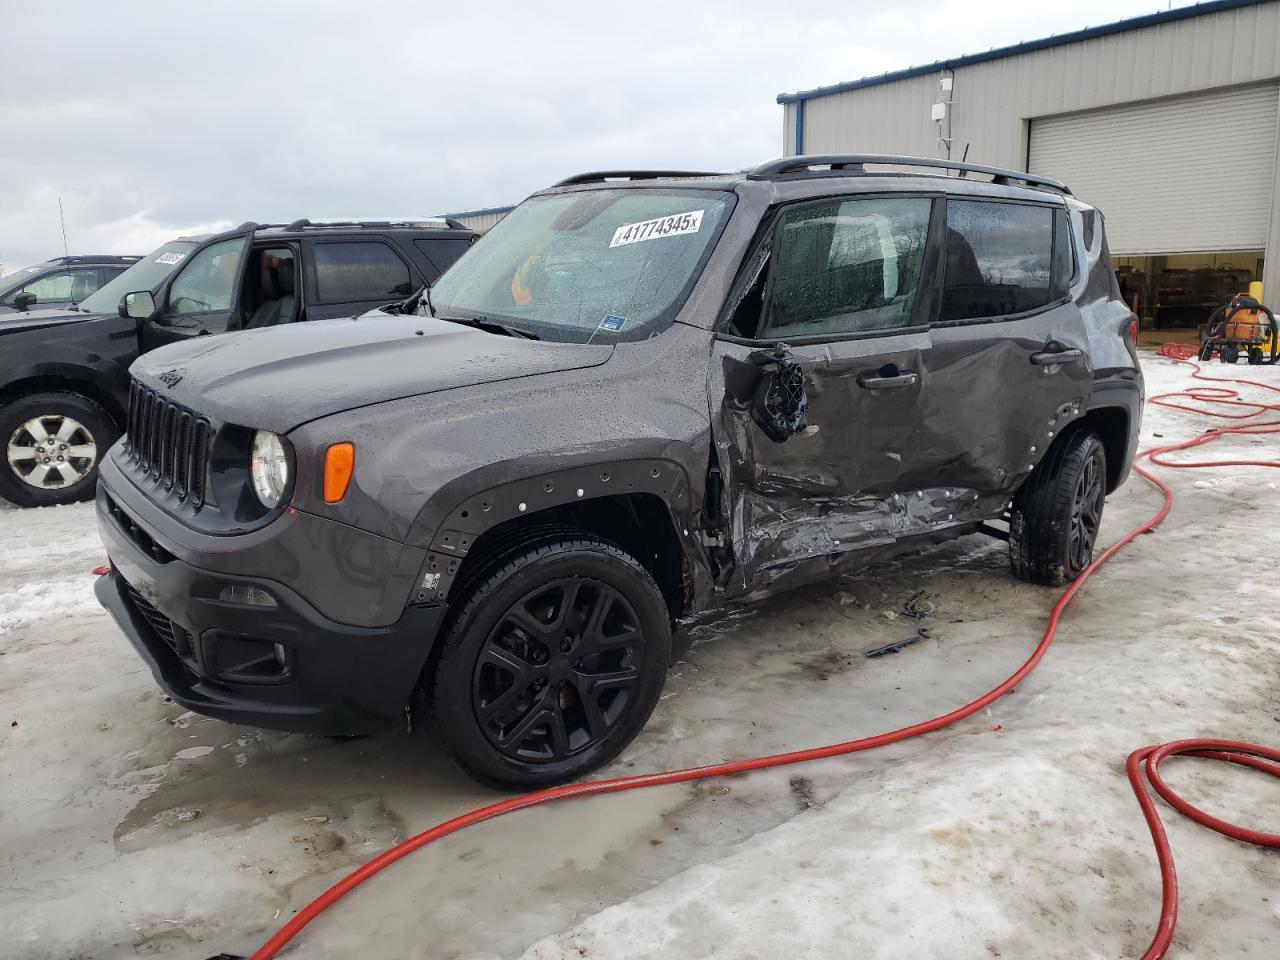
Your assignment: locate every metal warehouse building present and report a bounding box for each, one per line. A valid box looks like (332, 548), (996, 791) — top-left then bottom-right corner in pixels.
(445, 205), (514, 234)
(778, 0), (1280, 329)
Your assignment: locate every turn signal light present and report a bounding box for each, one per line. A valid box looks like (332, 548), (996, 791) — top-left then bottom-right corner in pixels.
(323, 442), (355, 503)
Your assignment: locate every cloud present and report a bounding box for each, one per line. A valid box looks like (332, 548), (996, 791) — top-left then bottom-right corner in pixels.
(2, 0), (1161, 269)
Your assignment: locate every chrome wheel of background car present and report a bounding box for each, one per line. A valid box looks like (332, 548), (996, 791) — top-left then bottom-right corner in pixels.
(472, 578), (645, 763)
(1069, 448), (1104, 571)
(5, 416), (98, 490)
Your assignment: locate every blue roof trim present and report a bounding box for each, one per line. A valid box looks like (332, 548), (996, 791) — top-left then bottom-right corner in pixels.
(442, 204), (516, 219)
(776, 0), (1264, 104)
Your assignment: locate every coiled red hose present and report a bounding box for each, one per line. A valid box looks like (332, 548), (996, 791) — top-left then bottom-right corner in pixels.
(248, 347), (1278, 960)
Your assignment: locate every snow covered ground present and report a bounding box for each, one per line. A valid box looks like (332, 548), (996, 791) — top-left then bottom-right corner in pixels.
(1, 351), (1277, 959)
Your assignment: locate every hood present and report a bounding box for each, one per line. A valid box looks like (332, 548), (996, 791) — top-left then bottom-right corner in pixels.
(132, 313), (614, 432)
(0, 306), (105, 334)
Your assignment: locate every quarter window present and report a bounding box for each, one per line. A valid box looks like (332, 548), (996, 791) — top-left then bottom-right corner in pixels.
(313, 242), (412, 303)
(764, 197), (932, 338)
(941, 200), (1054, 321)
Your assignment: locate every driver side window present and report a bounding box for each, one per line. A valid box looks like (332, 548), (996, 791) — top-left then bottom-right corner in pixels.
(763, 197), (932, 338)
(165, 237), (247, 324)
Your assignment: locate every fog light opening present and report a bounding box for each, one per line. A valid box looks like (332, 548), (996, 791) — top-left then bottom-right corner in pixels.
(219, 584), (278, 608)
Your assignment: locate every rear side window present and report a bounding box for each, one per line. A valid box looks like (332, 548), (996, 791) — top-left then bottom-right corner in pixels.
(414, 238), (472, 276)
(312, 242), (412, 303)
(941, 200), (1053, 321)
(12, 268), (99, 303)
(1049, 210), (1074, 300)
(764, 197), (932, 338)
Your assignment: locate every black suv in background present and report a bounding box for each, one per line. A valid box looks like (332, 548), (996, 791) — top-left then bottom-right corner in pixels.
(0, 255), (142, 313)
(0, 219), (476, 506)
(96, 156), (1142, 788)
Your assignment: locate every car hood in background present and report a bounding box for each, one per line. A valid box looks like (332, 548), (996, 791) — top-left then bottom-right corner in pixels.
(131, 313), (614, 433)
(0, 306), (106, 333)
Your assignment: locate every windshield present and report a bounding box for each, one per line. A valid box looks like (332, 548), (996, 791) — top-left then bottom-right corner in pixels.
(429, 188), (735, 343)
(0, 264), (47, 295)
(78, 240), (197, 314)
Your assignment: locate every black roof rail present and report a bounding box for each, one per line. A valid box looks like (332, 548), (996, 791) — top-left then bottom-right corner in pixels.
(46, 254), (143, 264)
(748, 154), (1071, 195)
(554, 170), (725, 187)
(276, 217), (466, 232)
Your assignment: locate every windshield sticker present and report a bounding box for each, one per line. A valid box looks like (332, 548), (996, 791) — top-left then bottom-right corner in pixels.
(610, 209), (704, 248)
(155, 252), (186, 265)
(599, 314), (626, 332)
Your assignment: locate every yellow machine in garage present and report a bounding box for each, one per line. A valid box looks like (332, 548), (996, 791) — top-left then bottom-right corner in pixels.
(1199, 281), (1279, 364)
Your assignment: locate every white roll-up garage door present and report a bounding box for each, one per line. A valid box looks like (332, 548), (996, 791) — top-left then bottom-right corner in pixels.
(1028, 83), (1279, 255)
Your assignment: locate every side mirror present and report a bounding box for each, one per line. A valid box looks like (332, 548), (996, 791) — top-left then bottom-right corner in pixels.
(120, 290), (157, 321)
(14, 291), (37, 310)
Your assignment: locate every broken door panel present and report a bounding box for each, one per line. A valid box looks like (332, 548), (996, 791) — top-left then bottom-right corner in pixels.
(709, 330), (930, 596)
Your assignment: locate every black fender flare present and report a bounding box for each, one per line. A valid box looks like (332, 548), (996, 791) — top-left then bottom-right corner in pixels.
(407, 457), (706, 605)
(0, 356), (130, 426)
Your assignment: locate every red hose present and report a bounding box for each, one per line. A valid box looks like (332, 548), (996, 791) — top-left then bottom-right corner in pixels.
(248, 349), (1278, 960)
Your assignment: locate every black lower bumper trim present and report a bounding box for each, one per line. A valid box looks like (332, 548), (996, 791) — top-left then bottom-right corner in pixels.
(96, 488), (448, 736)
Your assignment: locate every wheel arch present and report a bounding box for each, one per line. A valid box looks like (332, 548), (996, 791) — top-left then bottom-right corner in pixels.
(1069, 404), (1130, 493)
(411, 459), (715, 622)
(0, 372), (126, 430)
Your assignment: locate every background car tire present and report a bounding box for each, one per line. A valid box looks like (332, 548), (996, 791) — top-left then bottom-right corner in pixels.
(427, 532), (671, 790)
(0, 391), (118, 508)
(1009, 431), (1107, 587)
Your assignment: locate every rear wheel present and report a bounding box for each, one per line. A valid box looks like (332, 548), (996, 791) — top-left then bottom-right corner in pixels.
(1009, 431), (1107, 587)
(427, 534), (671, 789)
(0, 392), (117, 507)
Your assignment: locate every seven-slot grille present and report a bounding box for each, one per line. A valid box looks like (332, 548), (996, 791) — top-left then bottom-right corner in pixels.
(125, 379), (211, 506)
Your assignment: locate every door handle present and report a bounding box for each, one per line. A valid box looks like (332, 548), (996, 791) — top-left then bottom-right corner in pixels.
(1030, 348), (1083, 365)
(857, 370), (919, 390)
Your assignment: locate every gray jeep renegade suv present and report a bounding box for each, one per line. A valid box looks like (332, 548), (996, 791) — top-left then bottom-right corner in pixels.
(96, 155), (1143, 789)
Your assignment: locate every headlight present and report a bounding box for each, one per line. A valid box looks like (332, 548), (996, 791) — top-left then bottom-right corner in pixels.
(250, 430), (290, 507)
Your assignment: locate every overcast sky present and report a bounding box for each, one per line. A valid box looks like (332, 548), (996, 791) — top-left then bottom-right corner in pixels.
(2, 0), (1170, 271)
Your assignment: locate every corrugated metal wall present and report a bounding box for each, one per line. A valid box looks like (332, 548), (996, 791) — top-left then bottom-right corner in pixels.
(452, 209), (511, 233)
(1028, 83), (1279, 254)
(785, 1), (1280, 168)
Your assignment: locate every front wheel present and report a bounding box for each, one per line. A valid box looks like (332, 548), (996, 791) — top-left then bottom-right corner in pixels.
(0, 391), (118, 507)
(1009, 431), (1107, 587)
(427, 534), (671, 790)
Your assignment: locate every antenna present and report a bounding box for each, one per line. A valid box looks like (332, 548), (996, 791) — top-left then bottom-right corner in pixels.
(58, 197), (69, 256)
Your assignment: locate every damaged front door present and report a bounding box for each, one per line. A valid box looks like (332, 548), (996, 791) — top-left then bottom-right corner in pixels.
(709, 194), (940, 597)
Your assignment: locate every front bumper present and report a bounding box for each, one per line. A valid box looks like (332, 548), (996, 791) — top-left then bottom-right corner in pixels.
(95, 483), (448, 736)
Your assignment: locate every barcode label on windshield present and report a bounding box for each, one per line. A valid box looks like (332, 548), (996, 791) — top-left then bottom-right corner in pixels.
(610, 210), (704, 248)
(155, 252), (186, 265)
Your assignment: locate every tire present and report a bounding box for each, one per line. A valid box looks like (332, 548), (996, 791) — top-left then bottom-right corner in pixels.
(0, 391), (118, 508)
(1009, 431), (1107, 587)
(427, 533), (671, 790)
(1220, 343), (1239, 364)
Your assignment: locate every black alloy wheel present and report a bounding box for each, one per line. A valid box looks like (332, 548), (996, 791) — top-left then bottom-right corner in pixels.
(428, 533), (670, 789)
(1068, 445), (1105, 574)
(1009, 430), (1108, 587)
(473, 578), (645, 763)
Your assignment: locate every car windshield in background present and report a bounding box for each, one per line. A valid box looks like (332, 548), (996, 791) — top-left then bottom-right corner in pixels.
(428, 188), (736, 343)
(78, 240), (198, 314)
(0, 264), (46, 295)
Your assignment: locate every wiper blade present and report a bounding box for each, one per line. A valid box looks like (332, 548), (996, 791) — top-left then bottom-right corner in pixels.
(388, 283), (427, 316)
(438, 315), (539, 340)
